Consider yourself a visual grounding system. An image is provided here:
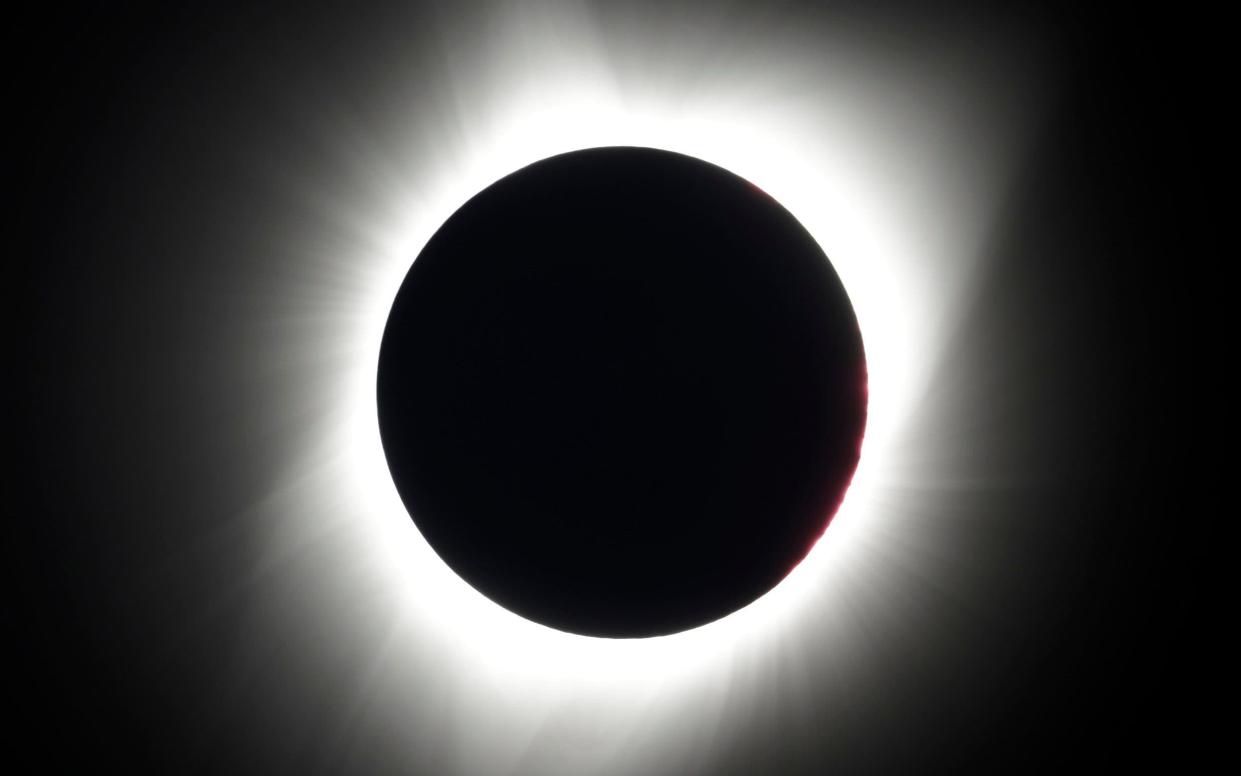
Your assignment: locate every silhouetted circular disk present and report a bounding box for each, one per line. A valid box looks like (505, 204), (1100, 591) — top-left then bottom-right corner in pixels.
(377, 147), (866, 638)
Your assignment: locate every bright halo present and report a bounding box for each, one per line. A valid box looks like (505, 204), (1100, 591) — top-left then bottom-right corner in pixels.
(254, 4), (1043, 771)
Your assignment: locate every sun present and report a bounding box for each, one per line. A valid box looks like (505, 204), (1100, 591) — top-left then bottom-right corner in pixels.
(329, 103), (917, 675)
(253, 5), (1040, 770)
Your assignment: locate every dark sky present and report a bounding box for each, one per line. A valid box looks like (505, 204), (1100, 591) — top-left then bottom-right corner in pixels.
(14, 3), (1191, 772)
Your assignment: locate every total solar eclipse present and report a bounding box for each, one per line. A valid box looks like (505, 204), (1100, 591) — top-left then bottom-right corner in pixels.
(377, 147), (866, 638)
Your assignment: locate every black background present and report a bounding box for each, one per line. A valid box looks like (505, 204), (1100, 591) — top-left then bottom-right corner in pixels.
(14, 2), (1194, 772)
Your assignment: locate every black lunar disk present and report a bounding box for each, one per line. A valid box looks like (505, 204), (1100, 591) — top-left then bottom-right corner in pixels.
(378, 147), (866, 638)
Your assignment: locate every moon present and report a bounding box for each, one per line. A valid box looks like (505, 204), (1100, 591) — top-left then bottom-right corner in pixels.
(377, 147), (866, 638)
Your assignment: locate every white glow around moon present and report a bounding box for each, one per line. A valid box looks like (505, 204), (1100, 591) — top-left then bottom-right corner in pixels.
(238, 4), (1048, 773)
